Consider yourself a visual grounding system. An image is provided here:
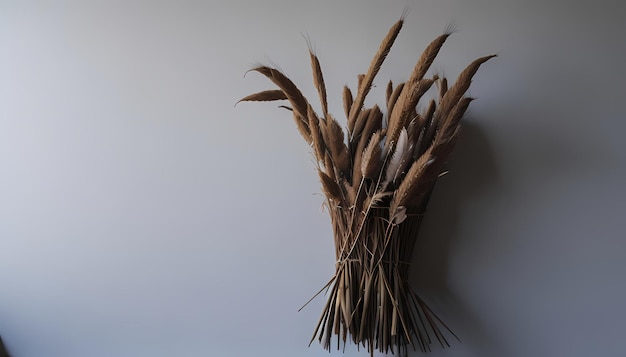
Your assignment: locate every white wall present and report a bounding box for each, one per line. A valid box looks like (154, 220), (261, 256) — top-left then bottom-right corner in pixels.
(1, 1), (625, 356)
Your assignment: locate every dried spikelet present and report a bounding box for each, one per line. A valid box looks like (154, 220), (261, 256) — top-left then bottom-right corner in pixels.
(324, 151), (336, 181)
(386, 32), (449, 135)
(309, 50), (329, 118)
(424, 99), (437, 126)
(249, 66), (313, 144)
(323, 116), (351, 178)
(387, 82), (405, 115)
(391, 205), (407, 225)
(413, 126), (427, 159)
(436, 55), (497, 122)
(319, 169), (343, 202)
(420, 100), (439, 153)
(342, 85), (353, 121)
(386, 77), (436, 153)
(409, 106), (419, 128)
(361, 131), (383, 179)
(406, 115), (421, 145)
(249, 66), (310, 120)
(350, 109), (372, 185)
(412, 33), (450, 84)
(404, 132), (460, 210)
(348, 18), (404, 126)
(308, 104), (326, 161)
(342, 180), (356, 208)
(352, 106), (383, 186)
(351, 152), (364, 189)
(293, 112), (313, 145)
(438, 77), (448, 100)
(237, 89), (287, 103)
(390, 146), (435, 212)
(351, 108), (371, 143)
(361, 105), (383, 142)
(386, 80), (393, 104)
(437, 132), (463, 178)
(395, 141), (415, 183)
(363, 190), (392, 210)
(433, 125), (461, 165)
(436, 97), (474, 144)
(357, 74), (365, 90)
(426, 97), (473, 166)
(382, 128), (408, 190)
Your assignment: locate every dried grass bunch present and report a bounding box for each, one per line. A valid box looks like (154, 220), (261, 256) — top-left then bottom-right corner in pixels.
(239, 17), (494, 356)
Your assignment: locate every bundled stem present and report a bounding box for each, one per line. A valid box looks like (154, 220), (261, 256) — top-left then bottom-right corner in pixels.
(239, 17), (495, 356)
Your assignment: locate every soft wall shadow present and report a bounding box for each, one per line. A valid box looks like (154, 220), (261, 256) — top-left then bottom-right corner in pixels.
(0, 336), (10, 357)
(406, 120), (502, 356)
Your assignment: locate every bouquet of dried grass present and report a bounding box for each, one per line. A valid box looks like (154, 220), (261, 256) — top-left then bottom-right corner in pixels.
(239, 17), (494, 356)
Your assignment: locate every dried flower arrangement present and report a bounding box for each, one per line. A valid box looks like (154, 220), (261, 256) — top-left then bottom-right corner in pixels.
(239, 16), (494, 356)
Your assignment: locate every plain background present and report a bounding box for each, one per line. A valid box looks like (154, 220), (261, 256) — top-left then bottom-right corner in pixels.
(1, 1), (625, 356)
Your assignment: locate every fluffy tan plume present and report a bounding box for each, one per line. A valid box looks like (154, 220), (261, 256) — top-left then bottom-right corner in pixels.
(382, 128), (408, 190)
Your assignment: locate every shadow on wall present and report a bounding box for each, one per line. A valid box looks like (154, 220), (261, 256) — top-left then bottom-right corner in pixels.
(0, 336), (10, 357)
(407, 120), (502, 356)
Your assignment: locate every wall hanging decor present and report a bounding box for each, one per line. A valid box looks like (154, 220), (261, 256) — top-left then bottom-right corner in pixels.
(239, 16), (494, 356)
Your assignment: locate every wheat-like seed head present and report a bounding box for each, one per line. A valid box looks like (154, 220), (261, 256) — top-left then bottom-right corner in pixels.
(348, 19), (404, 126)
(307, 104), (326, 162)
(361, 131), (383, 179)
(342, 85), (353, 120)
(309, 50), (329, 118)
(237, 89), (287, 103)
